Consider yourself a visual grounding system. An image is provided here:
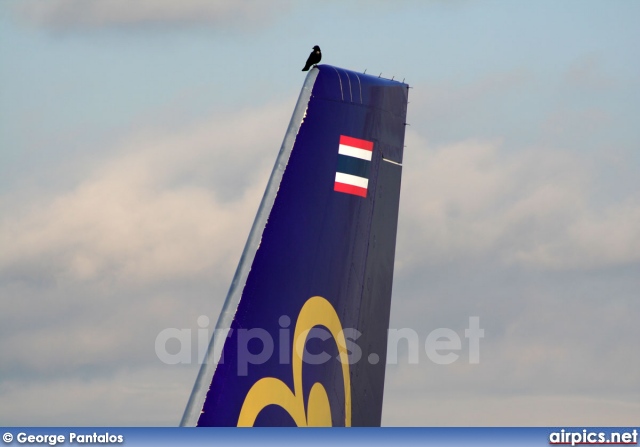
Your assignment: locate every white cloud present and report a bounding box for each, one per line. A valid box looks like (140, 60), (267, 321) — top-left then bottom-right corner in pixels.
(0, 98), (298, 424)
(0, 100), (293, 285)
(382, 293), (640, 425)
(514, 198), (640, 269)
(384, 130), (640, 425)
(382, 389), (640, 426)
(396, 131), (640, 272)
(0, 366), (195, 425)
(15, 0), (292, 31)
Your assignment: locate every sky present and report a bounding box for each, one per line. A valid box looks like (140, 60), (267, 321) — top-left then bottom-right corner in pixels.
(1, 0), (639, 426)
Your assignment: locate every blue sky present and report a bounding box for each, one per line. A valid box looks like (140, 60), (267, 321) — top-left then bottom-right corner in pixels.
(1, 0), (639, 425)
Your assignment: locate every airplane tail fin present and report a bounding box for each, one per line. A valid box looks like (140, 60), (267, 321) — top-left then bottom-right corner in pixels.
(181, 65), (409, 427)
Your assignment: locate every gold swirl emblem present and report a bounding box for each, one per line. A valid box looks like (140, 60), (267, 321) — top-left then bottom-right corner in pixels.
(237, 296), (351, 426)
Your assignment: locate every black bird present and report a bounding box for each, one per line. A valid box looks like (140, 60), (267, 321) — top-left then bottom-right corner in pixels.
(302, 45), (322, 71)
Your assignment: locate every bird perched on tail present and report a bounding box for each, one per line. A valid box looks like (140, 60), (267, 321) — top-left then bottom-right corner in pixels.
(302, 45), (321, 71)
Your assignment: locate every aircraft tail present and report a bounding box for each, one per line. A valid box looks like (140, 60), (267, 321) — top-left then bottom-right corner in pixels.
(181, 65), (409, 427)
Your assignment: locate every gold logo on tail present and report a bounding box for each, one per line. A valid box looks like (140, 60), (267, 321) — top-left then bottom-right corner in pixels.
(237, 296), (351, 427)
